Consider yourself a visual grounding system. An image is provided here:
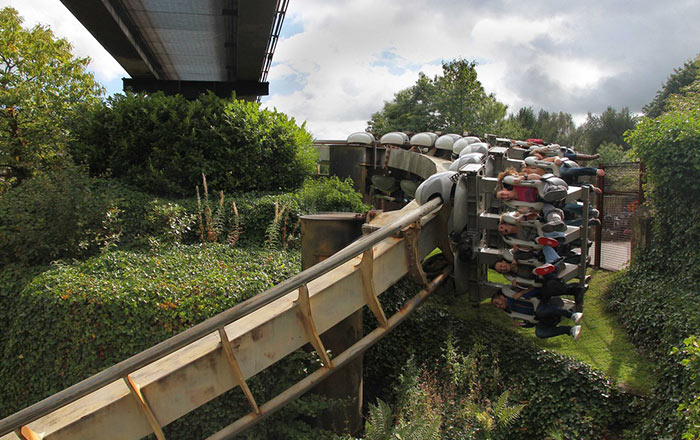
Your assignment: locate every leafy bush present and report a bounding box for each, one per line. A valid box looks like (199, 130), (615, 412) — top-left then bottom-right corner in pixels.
(362, 342), (523, 440)
(672, 336), (700, 440)
(0, 165), (115, 265)
(0, 244), (301, 417)
(362, 279), (632, 440)
(0, 7), (104, 185)
(0, 167), (202, 265)
(68, 92), (317, 196)
(599, 82), (700, 438)
(297, 176), (371, 214)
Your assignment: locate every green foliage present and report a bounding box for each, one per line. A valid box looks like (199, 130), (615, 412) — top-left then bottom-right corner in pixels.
(297, 176), (371, 214)
(596, 142), (635, 166)
(68, 91), (317, 196)
(0, 164), (116, 265)
(506, 107), (577, 145)
(672, 336), (700, 440)
(644, 54), (700, 118)
(0, 170), (368, 270)
(363, 399), (397, 440)
(599, 75), (700, 439)
(626, 105), (700, 258)
(0, 244), (301, 418)
(578, 106), (637, 153)
(367, 59), (507, 135)
(363, 279), (631, 440)
(363, 341), (524, 440)
(0, 7), (104, 184)
(0, 166), (203, 265)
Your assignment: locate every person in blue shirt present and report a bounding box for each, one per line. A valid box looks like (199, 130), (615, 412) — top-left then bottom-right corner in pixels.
(491, 291), (582, 339)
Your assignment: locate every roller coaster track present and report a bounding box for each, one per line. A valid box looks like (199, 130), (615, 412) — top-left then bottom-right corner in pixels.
(0, 198), (451, 440)
(1, 142), (591, 439)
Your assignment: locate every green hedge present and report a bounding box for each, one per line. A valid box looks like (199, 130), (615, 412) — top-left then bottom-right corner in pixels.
(362, 279), (633, 440)
(600, 102), (700, 438)
(0, 172), (370, 267)
(0, 165), (200, 266)
(0, 245), (300, 415)
(68, 92), (317, 196)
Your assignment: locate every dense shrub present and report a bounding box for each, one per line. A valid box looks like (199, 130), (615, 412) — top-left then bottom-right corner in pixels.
(363, 279), (633, 440)
(601, 88), (700, 438)
(0, 172), (370, 268)
(361, 342), (523, 440)
(68, 92), (317, 196)
(297, 177), (371, 214)
(0, 167), (201, 266)
(0, 244), (301, 416)
(672, 336), (700, 440)
(0, 165), (116, 265)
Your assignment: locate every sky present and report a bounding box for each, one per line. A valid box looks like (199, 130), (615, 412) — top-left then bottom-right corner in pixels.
(3, 0), (700, 139)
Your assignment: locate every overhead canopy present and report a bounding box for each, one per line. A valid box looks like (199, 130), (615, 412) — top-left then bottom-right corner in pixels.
(60, 0), (287, 100)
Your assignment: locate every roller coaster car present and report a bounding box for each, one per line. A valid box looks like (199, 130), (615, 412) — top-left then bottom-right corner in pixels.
(414, 171), (458, 206)
(449, 152), (485, 171)
(452, 136), (482, 157)
(435, 134), (462, 158)
(346, 131), (376, 145)
(409, 132), (438, 153)
(459, 142), (489, 157)
(379, 131), (409, 146)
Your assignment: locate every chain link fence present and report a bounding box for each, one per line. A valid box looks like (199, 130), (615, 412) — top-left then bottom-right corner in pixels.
(592, 162), (643, 271)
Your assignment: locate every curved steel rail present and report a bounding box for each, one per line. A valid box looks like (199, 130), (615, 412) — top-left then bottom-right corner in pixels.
(0, 197), (442, 437)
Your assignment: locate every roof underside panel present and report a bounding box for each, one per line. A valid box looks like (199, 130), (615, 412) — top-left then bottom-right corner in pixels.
(124, 0), (227, 81)
(60, 0), (280, 85)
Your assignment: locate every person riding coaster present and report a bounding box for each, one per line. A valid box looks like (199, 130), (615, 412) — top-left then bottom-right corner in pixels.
(494, 248), (566, 286)
(496, 167), (569, 203)
(530, 145), (600, 162)
(498, 212), (567, 249)
(522, 156), (606, 185)
(491, 288), (582, 340)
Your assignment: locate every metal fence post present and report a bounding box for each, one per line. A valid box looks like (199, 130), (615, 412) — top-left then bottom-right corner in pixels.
(594, 165), (604, 268)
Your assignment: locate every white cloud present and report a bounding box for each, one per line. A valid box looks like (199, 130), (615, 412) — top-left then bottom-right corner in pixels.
(4, 0), (700, 139)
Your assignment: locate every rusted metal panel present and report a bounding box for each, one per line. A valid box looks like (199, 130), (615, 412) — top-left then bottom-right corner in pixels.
(300, 213), (365, 269)
(329, 145), (368, 194)
(385, 149), (451, 179)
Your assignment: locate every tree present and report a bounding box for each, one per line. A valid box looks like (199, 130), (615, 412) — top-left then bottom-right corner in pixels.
(644, 54), (700, 118)
(367, 59), (507, 136)
(503, 107), (576, 145)
(578, 106), (637, 153)
(0, 7), (104, 185)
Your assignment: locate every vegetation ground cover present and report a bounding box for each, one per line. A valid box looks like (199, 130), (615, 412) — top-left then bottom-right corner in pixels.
(486, 269), (655, 394)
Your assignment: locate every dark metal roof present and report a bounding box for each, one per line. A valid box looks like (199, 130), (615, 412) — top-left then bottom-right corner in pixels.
(60, 0), (287, 99)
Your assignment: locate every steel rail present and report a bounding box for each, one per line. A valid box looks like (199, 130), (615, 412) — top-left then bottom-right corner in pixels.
(209, 269), (451, 440)
(0, 197), (442, 436)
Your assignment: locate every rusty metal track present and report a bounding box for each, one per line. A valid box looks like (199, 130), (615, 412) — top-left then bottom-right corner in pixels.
(208, 270), (450, 440)
(0, 198), (443, 440)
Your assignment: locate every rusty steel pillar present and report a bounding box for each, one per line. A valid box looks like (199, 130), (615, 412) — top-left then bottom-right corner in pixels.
(300, 213), (366, 435)
(328, 144), (369, 195)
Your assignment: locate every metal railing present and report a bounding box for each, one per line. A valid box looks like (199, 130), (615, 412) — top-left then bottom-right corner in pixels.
(0, 198), (442, 437)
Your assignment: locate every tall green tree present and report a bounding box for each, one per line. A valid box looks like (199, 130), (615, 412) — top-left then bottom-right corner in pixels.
(644, 54), (700, 118)
(578, 106), (637, 153)
(367, 59), (506, 135)
(533, 110), (576, 145)
(0, 7), (104, 184)
(505, 107), (576, 145)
